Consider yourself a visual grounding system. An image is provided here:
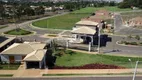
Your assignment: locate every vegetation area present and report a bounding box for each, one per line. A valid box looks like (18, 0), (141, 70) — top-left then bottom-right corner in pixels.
(118, 41), (142, 46)
(0, 26), (7, 29)
(0, 63), (20, 70)
(0, 74), (13, 77)
(33, 13), (89, 30)
(47, 34), (58, 37)
(4, 28), (33, 35)
(33, 7), (131, 30)
(53, 49), (142, 68)
(43, 73), (142, 76)
(118, 0), (142, 9)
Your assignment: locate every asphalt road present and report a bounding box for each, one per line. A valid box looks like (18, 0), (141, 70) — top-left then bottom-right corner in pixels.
(0, 76), (141, 80)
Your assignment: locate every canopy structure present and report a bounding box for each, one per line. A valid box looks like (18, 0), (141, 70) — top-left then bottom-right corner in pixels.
(71, 26), (96, 35)
(76, 20), (98, 26)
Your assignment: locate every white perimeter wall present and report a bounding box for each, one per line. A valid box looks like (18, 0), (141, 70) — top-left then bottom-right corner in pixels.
(1, 55), (23, 63)
(1, 55), (9, 62)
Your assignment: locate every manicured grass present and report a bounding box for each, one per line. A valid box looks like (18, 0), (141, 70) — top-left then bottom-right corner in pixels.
(0, 64), (20, 70)
(33, 6), (131, 30)
(47, 34), (58, 37)
(4, 28), (33, 35)
(0, 74), (13, 77)
(73, 6), (132, 13)
(33, 13), (90, 30)
(55, 50), (142, 68)
(0, 26), (7, 29)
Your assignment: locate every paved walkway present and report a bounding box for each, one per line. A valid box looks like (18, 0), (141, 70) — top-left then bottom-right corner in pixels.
(1, 66), (142, 77)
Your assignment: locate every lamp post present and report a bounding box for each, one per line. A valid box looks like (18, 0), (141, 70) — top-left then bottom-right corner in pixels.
(128, 58), (133, 69)
(132, 61), (139, 80)
(97, 23), (102, 53)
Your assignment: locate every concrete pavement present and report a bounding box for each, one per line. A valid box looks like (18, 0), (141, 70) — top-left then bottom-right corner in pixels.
(1, 68), (142, 77)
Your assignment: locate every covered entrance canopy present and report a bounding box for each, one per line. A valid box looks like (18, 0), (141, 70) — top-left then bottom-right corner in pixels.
(23, 49), (47, 69)
(71, 27), (97, 44)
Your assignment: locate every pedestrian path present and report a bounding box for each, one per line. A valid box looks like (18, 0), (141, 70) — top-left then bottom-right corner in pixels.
(41, 69), (133, 75)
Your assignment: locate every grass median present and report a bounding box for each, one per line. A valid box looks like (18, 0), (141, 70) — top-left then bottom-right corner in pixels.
(0, 74), (13, 77)
(4, 28), (33, 35)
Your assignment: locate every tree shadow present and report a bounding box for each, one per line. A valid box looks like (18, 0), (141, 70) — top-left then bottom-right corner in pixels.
(45, 49), (56, 69)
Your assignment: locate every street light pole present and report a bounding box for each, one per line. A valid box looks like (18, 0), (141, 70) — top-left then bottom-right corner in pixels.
(112, 13), (116, 52)
(132, 61), (139, 80)
(128, 59), (133, 69)
(97, 23), (101, 53)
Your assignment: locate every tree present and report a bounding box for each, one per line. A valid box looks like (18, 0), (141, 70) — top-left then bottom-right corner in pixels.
(0, 5), (5, 20)
(35, 6), (45, 15)
(16, 5), (25, 20)
(24, 7), (35, 16)
(127, 35), (133, 40)
(135, 35), (140, 41)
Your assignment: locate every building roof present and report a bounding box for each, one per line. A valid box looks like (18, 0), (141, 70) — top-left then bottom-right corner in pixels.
(1, 42), (46, 55)
(0, 37), (15, 48)
(23, 49), (47, 61)
(76, 20), (98, 26)
(71, 27), (96, 35)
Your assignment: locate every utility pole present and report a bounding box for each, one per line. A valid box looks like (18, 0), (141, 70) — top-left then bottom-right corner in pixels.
(132, 61), (139, 80)
(97, 23), (101, 53)
(112, 14), (115, 52)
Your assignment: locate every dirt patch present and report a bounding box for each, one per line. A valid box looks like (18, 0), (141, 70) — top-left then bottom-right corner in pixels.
(53, 63), (125, 69)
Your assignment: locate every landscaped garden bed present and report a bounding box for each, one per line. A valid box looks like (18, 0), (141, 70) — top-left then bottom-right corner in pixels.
(54, 63), (124, 69)
(0, 63), (20, 70)
(47, 34), (58, 37)
(118, 41), (142, 46)
(4, 28), (33, 35)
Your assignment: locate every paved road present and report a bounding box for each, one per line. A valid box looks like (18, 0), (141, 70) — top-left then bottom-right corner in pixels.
(0, 76), (142, 80)
(101, 13), (142, 56)
(114, 13), (142, 36)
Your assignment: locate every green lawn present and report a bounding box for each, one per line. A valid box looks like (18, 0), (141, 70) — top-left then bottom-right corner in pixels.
(55, 50), (142, 68)
(0, 26), (7, 29)
(73, 6), (132, 13)
(0, 64), (20, 70)
(32, 13), (90, 30)
(4, 28), (33, 35)
(32, 6), (132, 30)
(0, 74), (13, 77)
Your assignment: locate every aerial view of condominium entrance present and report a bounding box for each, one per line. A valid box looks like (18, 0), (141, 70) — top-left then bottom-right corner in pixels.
(0, 0), (142, 80)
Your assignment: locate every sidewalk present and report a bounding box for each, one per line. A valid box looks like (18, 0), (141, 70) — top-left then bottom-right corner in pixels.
(1, 68), (142, 77)
(41, 69), (134, 75)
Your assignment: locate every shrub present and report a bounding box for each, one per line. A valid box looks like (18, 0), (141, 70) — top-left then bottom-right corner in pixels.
(130, 42), (138, 45)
